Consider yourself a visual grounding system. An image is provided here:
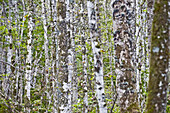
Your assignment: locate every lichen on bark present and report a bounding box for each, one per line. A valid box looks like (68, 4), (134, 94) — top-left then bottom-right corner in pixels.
(111, 0), (140, 112)
(145, 0), (169, 113)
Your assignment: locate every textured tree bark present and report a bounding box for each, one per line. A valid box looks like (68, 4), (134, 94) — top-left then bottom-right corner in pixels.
(87, 1), (107, 112)
(66, 0), (74, 112)
(13, 0), (20, 106)
(25, 0), (33, 112)
(146, 0), (169, 112)
(51, 0), (59, 112)
(79, 1), (89, 112)
(81, 2), (89, 112)
(57, 0), (69, 112)
(20, 0), (26, 108)
(111, 0), (140, 112)
(41, 0), (50, 111)
(71, 1), (78, 108)
(135, 0), (147, 111)
(5, 0), (13, 99)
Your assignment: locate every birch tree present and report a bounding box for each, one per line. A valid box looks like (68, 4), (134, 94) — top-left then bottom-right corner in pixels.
(25, 0), (33, 112)
(66, 0), (74, 112)
(87, 1), (107, 112)
(111, 0), (140, 112)
(51, 0), (59, 112)
(41, 0), (51, 111)
(4, 0), (13, 99)
(81, 1), (89, 112)
(146, 0), (169, 112)
(57, 0), (69, 112)
(135, 0), (149, 111)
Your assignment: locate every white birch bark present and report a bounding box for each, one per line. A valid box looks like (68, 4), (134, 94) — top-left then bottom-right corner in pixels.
(25, 1), (33, 112)
(87, 1), (107, 113)
(51, 0), (59, 112)
(72, 1), (78, 106)
(66, 0), (73, 112)
(19, 0), (26, 106)
(0, 42), (3, 75)
(135, 0), (142, 110)
(80, 1), (88, 112)
(41, 0), (50, 111)
(5, 0), (13, 98)
(11, 1), (21, 104)
(6, 0), (12, 75)
(136, 0), (153, 111)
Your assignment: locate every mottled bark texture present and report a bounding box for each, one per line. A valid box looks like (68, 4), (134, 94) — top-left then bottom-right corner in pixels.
(81, 1), (89, 112)
(146, 0), (169, 112)
(87, 1), (107, 112)
(51, 0), (58, 112)
(41, 0), (50, 111)
(25, 0), (34, 112)
(57, 0), (69, 112)
(111, 0), (140, 112)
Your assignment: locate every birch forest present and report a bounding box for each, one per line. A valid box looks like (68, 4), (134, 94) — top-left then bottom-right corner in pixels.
(0, 0), (169, 113)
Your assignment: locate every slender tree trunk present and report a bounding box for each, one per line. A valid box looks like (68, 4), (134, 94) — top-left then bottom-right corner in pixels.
(81, 1), (89, 112)
(51, 0), (59, 112)
(146, 0), (169, 112)
(25, 0), (33, 112)
(135, 0), (147, 111)
(41, 0), (50, 111)
(13, 0), (20, 105)
(66, 0), (74, 112)
(87, 1), (107, 112)
(5, 0), (13, 99)
(71, 1), (78, 107)
(57, 0), (69, 112)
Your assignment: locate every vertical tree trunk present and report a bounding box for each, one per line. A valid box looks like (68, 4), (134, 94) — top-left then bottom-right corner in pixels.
(5, 0), (13, 98)
(66, 0), (74, 112)
(20, 0), (26, 108)
(25, 0), (33, 112)
(57, 0), (69, 112)
(135, 0), (147, 111)
(71, 1), (78, 107)
(111, 0), (140, 112)
(146, 0), (169, 112)
(13, 0), (20, 105)
(51, 0), (59, 112)
(87, 1), (107, 112)
(41, 0), (50, 111)
(81, 1), (89, 112)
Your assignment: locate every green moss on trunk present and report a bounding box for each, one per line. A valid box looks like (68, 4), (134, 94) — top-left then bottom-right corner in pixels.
(146, 0), (169, 112)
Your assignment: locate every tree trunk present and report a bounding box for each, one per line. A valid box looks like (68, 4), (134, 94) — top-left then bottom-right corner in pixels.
(111, 0), (140, 112)
(57, 0), (69, 112)
(87, 1), (107, 112)
(25, 0), (33, 112)
(146, 0), (169, 112)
